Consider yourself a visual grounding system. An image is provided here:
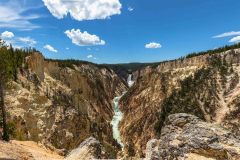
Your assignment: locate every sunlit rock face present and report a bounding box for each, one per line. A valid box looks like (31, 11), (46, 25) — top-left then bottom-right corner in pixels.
(145, 113), (240, 160)
(5, 52), (127, 157)
(25, 52), (45, 82)
(119, 49), (240, 157)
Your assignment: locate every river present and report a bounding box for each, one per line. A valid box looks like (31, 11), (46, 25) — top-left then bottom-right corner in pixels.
(110, 74), (134, 148)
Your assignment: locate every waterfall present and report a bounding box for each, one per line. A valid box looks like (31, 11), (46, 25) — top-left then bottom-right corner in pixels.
(127, 74), (134, 87)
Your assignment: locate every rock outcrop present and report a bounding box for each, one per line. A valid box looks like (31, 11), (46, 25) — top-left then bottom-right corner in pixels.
(25, 52), (45, 82)
(145, 113), (240, 160)
(65, 137), (106, 160)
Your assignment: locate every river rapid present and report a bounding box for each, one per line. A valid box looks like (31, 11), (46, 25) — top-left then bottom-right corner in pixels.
(110, 74), (134, 148)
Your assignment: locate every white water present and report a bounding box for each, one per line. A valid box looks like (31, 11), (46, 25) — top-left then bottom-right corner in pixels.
(127, 74), (134, 87)
(110, 75), (134, 148)
(110, 93), (125, 148)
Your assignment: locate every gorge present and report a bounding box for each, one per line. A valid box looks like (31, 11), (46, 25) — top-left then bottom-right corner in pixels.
(1, 44), (240, 159)
(111, 93), (125, 148)
(111, 74), (134, 149)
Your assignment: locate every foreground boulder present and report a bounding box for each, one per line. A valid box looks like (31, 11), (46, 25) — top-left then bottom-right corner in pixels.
(65, 137), (107, 160)
(146, 113), (240, 160)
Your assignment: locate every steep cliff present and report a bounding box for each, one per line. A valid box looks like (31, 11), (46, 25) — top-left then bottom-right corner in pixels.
(4, 52), (127, 157)
(119, 48), (240, 157)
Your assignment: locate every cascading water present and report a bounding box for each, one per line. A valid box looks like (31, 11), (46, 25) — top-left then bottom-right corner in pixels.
(111, 74), (134, 148)
(110, 94), (125, 148)
(127, 74), (134, 87)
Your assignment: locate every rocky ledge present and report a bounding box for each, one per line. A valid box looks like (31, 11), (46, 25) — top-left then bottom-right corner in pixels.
(65, 137), (107, 160)
(146, 113), (240, 160)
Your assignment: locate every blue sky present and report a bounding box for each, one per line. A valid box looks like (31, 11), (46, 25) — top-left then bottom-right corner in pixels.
(0, 0), (240, 64)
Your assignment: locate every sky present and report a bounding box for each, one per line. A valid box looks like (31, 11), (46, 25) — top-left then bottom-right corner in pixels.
(0, 0), (240, 64)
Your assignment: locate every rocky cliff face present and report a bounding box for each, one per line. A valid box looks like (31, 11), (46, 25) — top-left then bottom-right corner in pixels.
(119, 49), (240, 157)
(145, 113), (240, 160)
(65, 137), (107, 160)
(5, 52), (127, 157)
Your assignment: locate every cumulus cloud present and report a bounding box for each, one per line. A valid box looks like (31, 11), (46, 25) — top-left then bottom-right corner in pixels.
(1, 31), (36, 48)
(128, 6), (134, 12)
(145, 42), (162, 49)
(65, 29), (105, 46)
(229, 36), (240, 43)
(213, 31), (240, 38)
(1, 31), (14, 39)
(87, 55), (93, 58)
(42, 0), (122, 21)
(19, 37), (37, 46)
(44, 44), (58, 53)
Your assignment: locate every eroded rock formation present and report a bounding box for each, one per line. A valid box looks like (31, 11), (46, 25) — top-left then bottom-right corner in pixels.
(65, 137), (107, 160)
(145, 113), (240, 160)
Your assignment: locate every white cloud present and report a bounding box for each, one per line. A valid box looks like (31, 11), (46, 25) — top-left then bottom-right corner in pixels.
(145, 42), (162, 49)
(66, 47), (69, 50)
(44, 44), (58, 53)
(18, 37), (37, 46)
(128, 6), (134, 12)
(87, 54), (98, 60)
(1, 31), (14, 39)
(65, 29), (105, 46)
(213, 31), (240, 38)
(42, 0), (121, 21)
(229, 36), (240, 43)
(0, 31), (36, 48)
(87, 55), (93, 58)
(0, 1), (41, 30)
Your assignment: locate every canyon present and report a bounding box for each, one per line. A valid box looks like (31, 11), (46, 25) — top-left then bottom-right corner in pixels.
(1, 45), (240, 159)
(120, 47), (240, 158)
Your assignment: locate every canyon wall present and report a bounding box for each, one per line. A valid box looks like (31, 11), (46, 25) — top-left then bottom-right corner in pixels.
(5, 52), (127, 157)
(120, 49), (240, 157)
